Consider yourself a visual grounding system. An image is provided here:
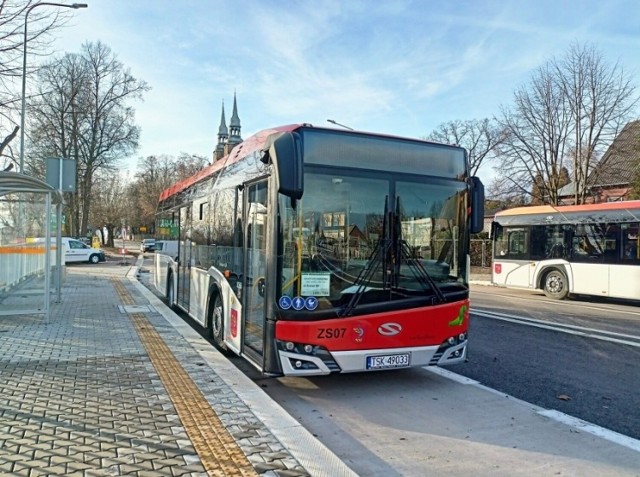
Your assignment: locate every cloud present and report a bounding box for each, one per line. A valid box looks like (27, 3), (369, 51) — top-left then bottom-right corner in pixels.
(47, 0), (640, 174)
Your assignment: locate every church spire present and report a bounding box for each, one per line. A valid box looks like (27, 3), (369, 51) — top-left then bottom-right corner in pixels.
(218, 101), (228, 138)
(214, 101), (228, 161)
(228, 92), (242, 147)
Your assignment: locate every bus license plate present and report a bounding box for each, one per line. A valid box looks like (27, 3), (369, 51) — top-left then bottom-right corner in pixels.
(366, 353), (410, 370)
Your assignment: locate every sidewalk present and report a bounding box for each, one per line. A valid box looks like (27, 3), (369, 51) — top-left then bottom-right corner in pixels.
(470, 269), (493, 286)
(0, 257), (354, 477)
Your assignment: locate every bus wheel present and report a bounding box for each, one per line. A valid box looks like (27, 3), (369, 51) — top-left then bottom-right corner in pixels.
(167, 274), (176, 309)
(209, 291), (227, 351)
(543, 270), (569, 300)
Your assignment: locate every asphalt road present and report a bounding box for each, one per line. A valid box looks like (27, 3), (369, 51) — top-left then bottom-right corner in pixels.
(449, 286), (640, 440)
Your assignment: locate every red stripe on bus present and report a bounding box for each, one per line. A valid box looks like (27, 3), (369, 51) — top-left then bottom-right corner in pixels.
(275, 300), (468, 351)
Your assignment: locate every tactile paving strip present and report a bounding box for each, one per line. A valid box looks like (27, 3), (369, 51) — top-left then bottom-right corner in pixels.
(113, 279), (257, 477)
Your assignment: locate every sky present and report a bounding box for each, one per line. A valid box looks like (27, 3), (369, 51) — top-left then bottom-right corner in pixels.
(49, 0), (640, 186)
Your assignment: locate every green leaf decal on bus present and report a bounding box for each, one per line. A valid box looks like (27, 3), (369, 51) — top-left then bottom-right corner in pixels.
(449, 305), (467, 326)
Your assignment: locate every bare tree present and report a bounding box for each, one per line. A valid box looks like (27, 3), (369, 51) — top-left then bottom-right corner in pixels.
(555, 43), (638, 203)
(426, 118), (503, 175)
(127, 153), (209, 235)
(495, 63), (573, 205)
(495, 43), (638, 205)
(29, 41), (150, 236)
(174, 152), (210, 179)
(89, 169), (132, 247)
(0, 1), (79, 170)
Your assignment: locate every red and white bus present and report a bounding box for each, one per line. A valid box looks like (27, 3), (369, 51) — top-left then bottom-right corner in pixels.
(492, 201), (640, 300)
(154, 124), (484, 376)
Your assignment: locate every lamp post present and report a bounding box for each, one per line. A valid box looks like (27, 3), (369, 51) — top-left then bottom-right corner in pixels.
(327, 119), (354, 130)
(19, 2), (88, 174)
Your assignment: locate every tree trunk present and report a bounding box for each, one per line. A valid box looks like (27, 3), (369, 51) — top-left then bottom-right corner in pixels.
(80, 170), (93, 237)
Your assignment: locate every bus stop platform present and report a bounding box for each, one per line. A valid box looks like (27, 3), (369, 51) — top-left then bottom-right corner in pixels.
(1, 255), (639, 476)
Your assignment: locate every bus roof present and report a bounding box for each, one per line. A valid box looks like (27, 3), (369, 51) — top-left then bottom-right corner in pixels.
(158, 124), (467, 203)
(495, 201), (640, 217)
(159, 124), (300, 202)
(494, 200), (640, 226)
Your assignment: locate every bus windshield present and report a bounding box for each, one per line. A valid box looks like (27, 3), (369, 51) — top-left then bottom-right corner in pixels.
(277, 167), (467, 316)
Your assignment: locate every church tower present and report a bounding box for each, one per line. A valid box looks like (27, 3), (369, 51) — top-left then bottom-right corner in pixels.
(228, 92), (242, 148)
(214, 101), (228, 162)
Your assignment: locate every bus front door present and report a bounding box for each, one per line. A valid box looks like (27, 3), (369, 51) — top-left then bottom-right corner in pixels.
(241, 180), (269, 366)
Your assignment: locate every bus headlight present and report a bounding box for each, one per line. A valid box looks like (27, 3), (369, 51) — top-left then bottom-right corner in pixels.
(447, 337), (456, 345)
(285, 341), (295, 351)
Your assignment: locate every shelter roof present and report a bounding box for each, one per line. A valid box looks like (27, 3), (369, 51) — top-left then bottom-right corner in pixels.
(0, 171), (63, 203)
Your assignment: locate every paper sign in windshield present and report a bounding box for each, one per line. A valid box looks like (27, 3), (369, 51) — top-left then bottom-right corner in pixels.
(300, 273), (330, 296)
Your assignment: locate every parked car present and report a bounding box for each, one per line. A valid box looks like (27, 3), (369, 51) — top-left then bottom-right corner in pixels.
(35, 237), (106, 264)
(140, 238), (156, 253)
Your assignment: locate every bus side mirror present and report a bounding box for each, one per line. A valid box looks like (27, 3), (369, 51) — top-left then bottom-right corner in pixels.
(470, 176), (484, 234)
(263, 132), (303, 200)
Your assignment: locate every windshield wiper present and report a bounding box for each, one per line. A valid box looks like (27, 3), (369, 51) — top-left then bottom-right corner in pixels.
(340, 196), (446, 317)
(394, 197), (446, 303)
(340, 196), (392, 317)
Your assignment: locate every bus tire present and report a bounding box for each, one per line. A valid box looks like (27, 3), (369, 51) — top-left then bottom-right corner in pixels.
(543, 269), (569, 300)
(167, 272), (176, 310)
(208, 289), (227, 351)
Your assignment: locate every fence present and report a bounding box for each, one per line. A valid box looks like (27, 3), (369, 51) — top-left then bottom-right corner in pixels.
(470, 239), (492, 269)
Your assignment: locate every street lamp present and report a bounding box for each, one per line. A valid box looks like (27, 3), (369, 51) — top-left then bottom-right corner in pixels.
(19, 2), (88, 174)
(327, 119), (354, 130)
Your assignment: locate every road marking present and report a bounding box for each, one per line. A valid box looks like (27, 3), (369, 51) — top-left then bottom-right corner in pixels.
(430, 367), (640, 454)
(112, 279), (258, 477)
(472, 288), (640, 316)
(538, 410), (640, 453)
(472, 309), (640, 348)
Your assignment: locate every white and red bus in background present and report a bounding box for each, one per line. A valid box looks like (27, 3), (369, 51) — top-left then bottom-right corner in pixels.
(492, 201), (640, 300)
(154, 124), (484, 376)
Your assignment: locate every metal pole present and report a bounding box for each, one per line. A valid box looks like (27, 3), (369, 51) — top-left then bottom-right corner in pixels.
(44, 192), (51, 324)
(19, 2), (88, 174)
(56, 158), (63, 302)
(56, 202), (62, 302)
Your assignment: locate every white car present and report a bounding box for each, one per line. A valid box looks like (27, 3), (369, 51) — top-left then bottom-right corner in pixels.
(140, 238), (156, 253)
(36, 237), (106, 264)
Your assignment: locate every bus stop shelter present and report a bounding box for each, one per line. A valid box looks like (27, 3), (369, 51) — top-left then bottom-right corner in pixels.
(0, 171), (64, 323)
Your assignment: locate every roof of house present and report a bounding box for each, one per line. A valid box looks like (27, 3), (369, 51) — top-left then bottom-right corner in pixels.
(588, 120), (640, 187)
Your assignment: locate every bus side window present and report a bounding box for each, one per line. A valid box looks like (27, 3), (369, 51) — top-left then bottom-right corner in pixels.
(572, 237), (589, 257)
(623, 224), (639, 260)
(507, 229), (528, 257)
(624, 241), (638, 259)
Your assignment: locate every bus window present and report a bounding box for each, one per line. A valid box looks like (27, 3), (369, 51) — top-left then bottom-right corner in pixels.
(622, 223), (639, 260)
(494, 226), (528, 259)
(572, 224), (605, 261)
(508, 229), (528, 257)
